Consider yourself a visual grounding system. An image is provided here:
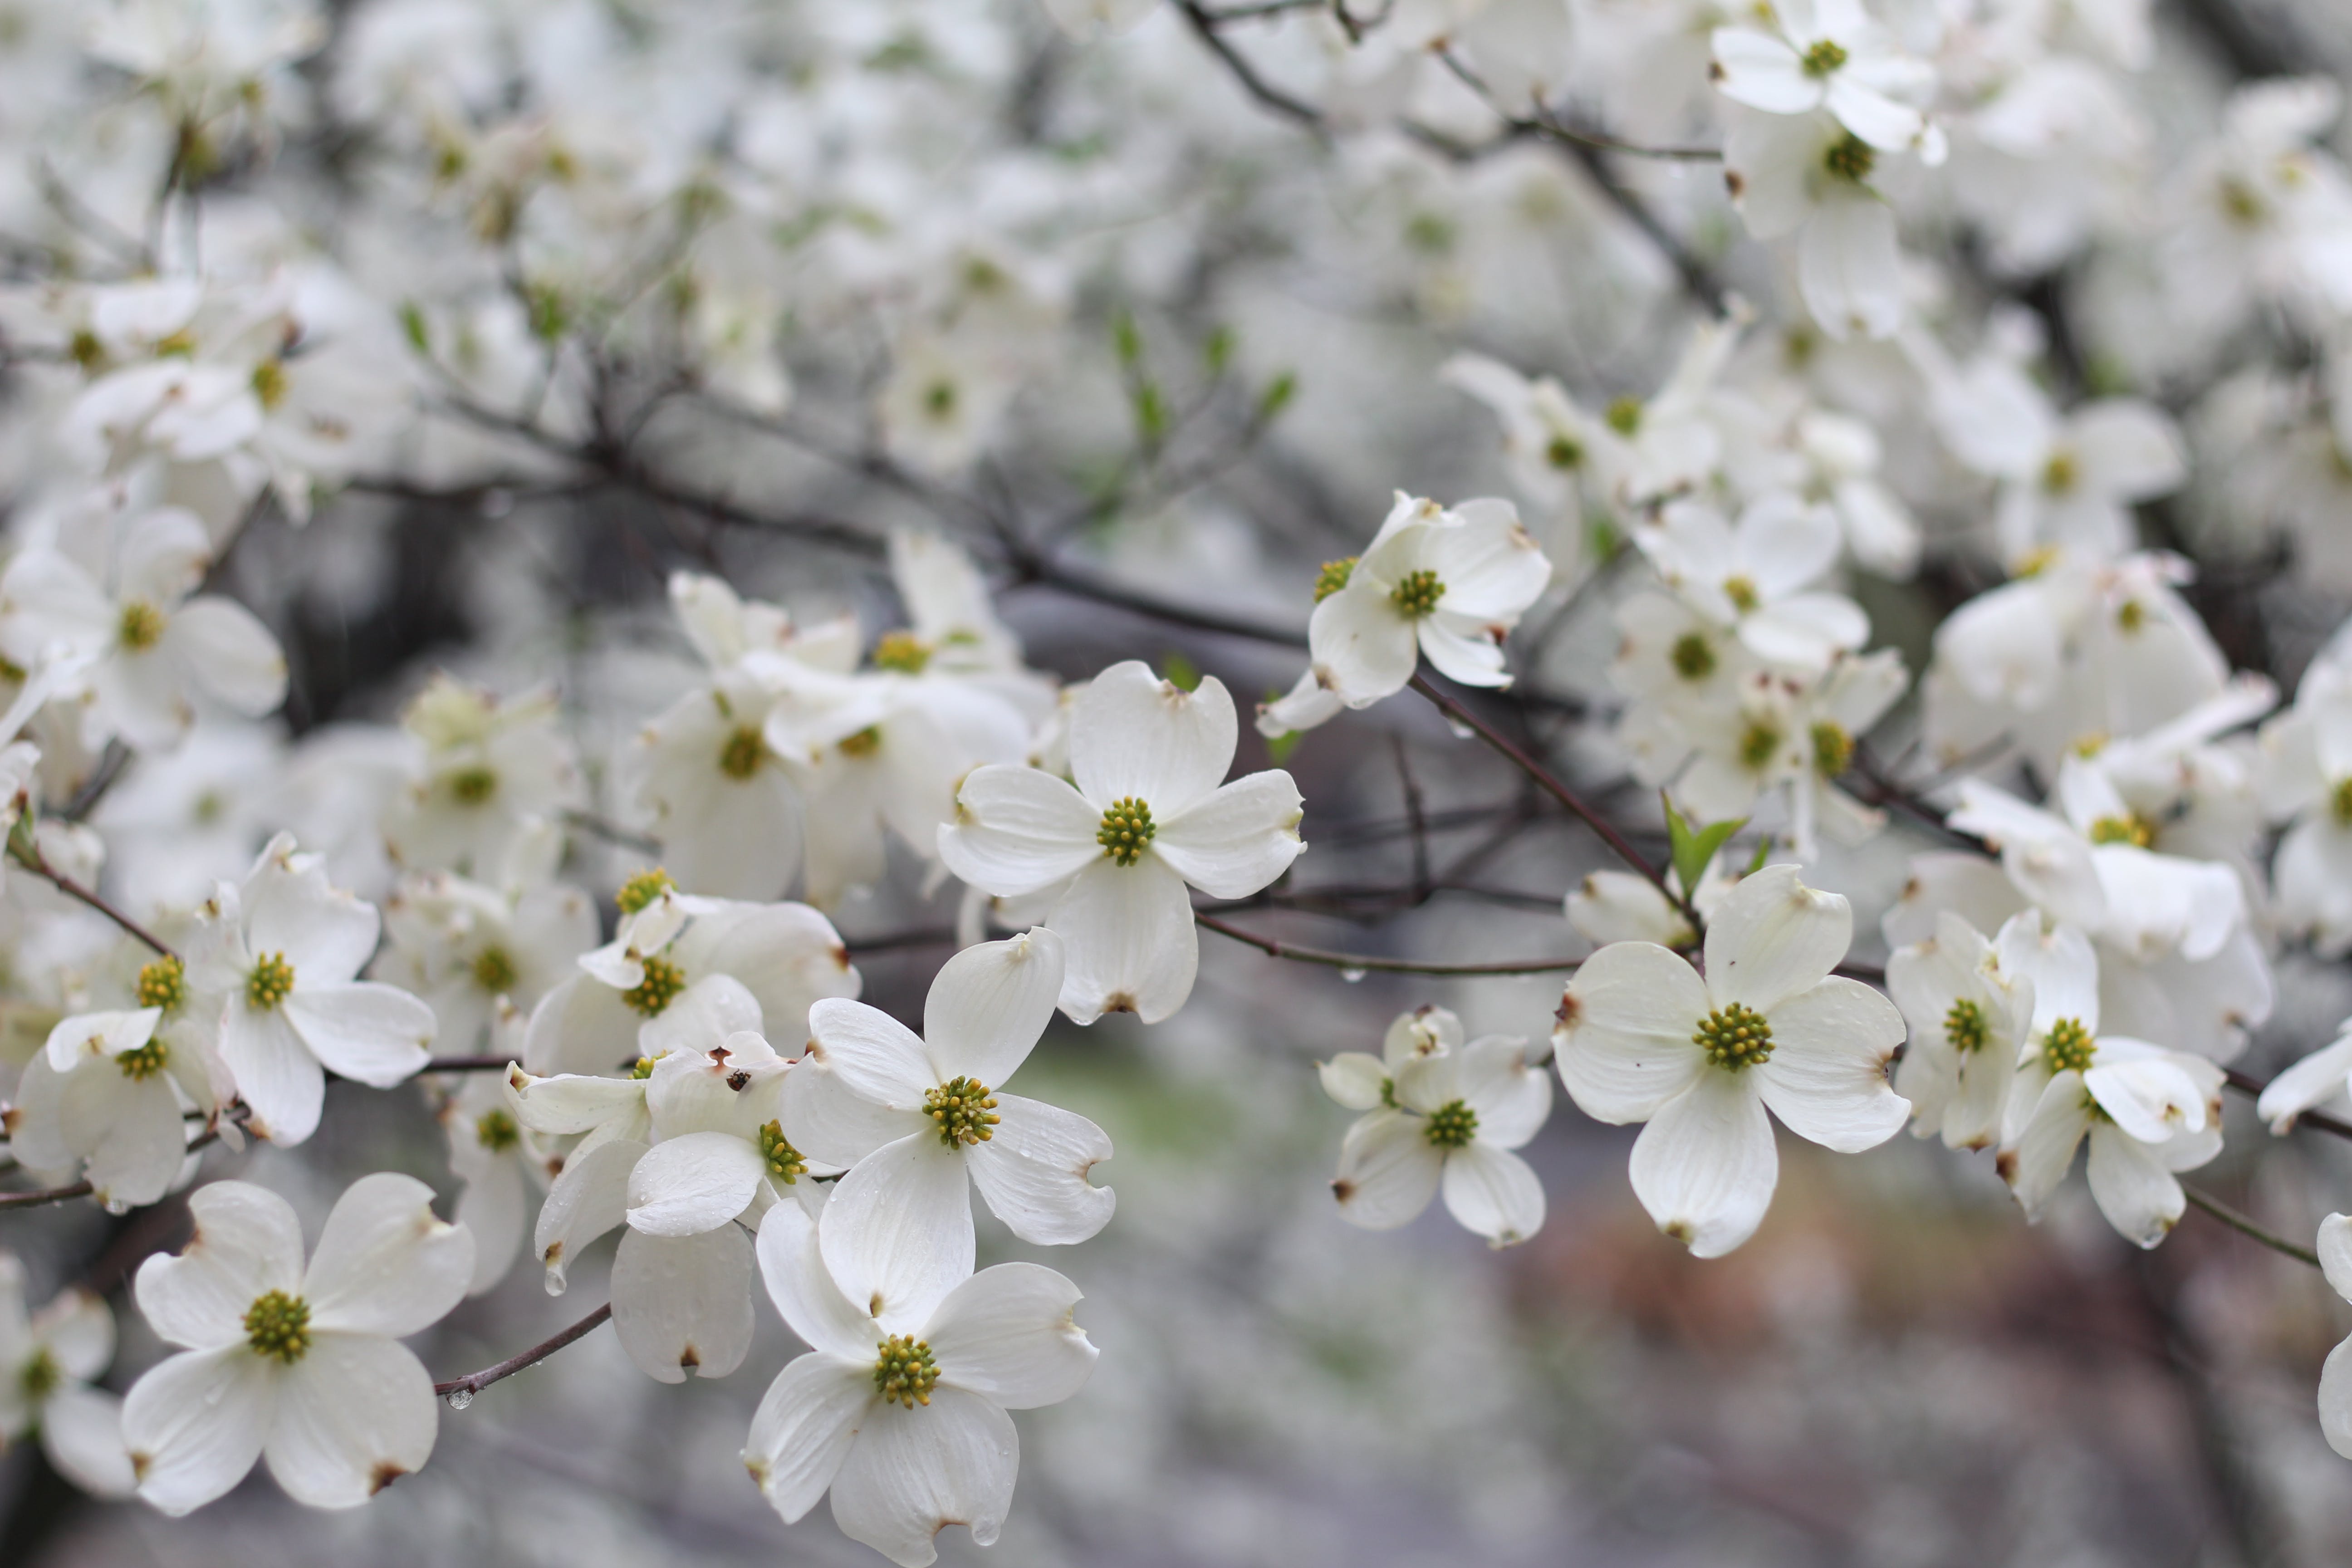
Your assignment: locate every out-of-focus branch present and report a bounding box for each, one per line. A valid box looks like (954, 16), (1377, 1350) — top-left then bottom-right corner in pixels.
(2180, 1187), (2319, 1267)
(9, 841), (176, 959)
(1195, 909), (1580, 975)
(2222, 1068), (2352, 1142)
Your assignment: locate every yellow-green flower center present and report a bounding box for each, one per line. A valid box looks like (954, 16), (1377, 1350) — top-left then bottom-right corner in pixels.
(872, 631), (931, 674)
(472, 945), (518, 994)
(1547, 434), (1583, 469)
(2333, 777), (2352, 828)
(252, 357), (288, 409)
(19, 1346), (59, 1402)
(1670, 632), (1715, 681)
(925, 1076), (1001, 1148)
(476, 1108), (520, 1152)
(118, 600), (167, 652)
(1944, 998), (1988, 1054)
(118, 1038), (169, 1080)
(449, 765), (499, 804)
(1739, 720), (1782, 772)
(2088, 813), (2153, 849)
(758, 1119), (807, 1182)
(1802, 39), (1848, 74)
(622, 955), (687, 1016)
(873, 1334), (940, 1409)
(247, 952), (295, 1011)
(137, 954), (187, 1014)
(1811, 720), (1854, 777)
(1390, 569), (1444, 618)
(2042, 1016), (2094, 1074)
(2115, 599), (2146, 633)
(1606, 395), (1643, 435)
(1722, 575), (1760, 612)
(630, 1055), (658, 1079)
(1823, 132), (1875, 183)
(1097, 797), (1156, 866)
(719, 725), (764, 779)
(1423, 1098), (1478, 1149)
(1313, 556), (1358, 603)
(1695, 1002), (1774, 1069)
(839, 725), (883, 759)
(244, 1289), (312, 1364)
(2042, 451), (2078, 495)
(616, 867), (674, 915)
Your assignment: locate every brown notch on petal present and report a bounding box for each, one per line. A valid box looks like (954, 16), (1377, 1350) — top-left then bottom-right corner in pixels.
(370, 1462), (408, 1495)
(544, 1241), (565, 1264)
(1663, 1220), (1694, 1243)
(1725, 170), (1745, 198)
(1994, 1150), (2018, 1183)
(130, 1452), (152, 1480)
(1331, 1179), (1356, 1202)
(707, 1045), (732, 1068)
(1102, 992), (1137, 1014)
(679, 1345), (701, 1372)
(830, 944), (851, 969)
(1553, 994), (1581, 1029)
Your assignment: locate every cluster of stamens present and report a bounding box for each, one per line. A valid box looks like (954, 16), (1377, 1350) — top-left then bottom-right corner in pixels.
(758, 1120), (808, 1183)
(1943, 998), (1989, 1055)
(476, 1108), (520, 1152)
(872, 631), (931, 673)
(1547, 434), (1583, 470)
(2333, 776), (2352, 828)
(1739, 720), (1782, 772)
(1801, 39), (1848, 74)
(246, 952), (295, 1012)
(1097, 797), (1156, 866)
(1811, 720), (1854, 778)
(622, 955), (687, 1017)
(473, 945), (519, 994)
(118, 600), (167, 652)
(448, 765), (500, 804)
(616, 867), (674, 916)
(1722, 575), (1761, 612)
(1670, 632), (1715, 681)
(118, 1037), (169, 1080)
(1694, 1002), (1774, 1069)
(2042, 1017), (2095, 1074)
(19, 1347), (59, 1401)
(137, 954), (187, 1014)
(839, 725), (883, 758)
(718, 725), (764, 779)
(1823, 132), (1875, 183)
(2087, 813), (2154, 849)
(2041, 451), (2079, 495)
(925, 1076), (1001, 1148)
(244, 1290), (313, 1364)
(1422, 1098), (1478, 1149)
(1389, 569), (1444, 618)
(873, 1335), (940, 1408)
(1605, 395), (1643, 435)
(1313, 556), (1358, 603)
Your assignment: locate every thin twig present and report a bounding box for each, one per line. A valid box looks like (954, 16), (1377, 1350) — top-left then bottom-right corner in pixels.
(2222, 1067), (2352, 1142)
(2180, 1187), (2320, 1269)
(1196, 910), (1578, 975)
(1408, 672), (1698, 928)
(435, 1302), (615, 1400)
(0, 1113), (240, 1210)
(9, 844), (174, 958)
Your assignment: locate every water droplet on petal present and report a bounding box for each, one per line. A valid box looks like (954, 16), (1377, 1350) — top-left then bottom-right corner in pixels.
(1339, 967), (1367, 984)
(103, 1197), (131, 1215)
(446, 1388), (473, 1411)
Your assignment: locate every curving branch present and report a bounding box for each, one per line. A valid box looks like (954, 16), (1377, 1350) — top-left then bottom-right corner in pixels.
(10, 842), (176, 959)
(2180, 1186), (2320, 1268)
(435, 1302), (615, 1401)
(1196, 909), (1580, 975)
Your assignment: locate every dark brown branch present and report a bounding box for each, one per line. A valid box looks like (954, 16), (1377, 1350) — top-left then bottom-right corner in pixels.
(2223, 1067), (2352, 1142)
(1196, 910), (1578, 975)
(2181, 1186), (2319, 1268)
(435, 1302), (614, 1400)
(11, 844), (175, 959)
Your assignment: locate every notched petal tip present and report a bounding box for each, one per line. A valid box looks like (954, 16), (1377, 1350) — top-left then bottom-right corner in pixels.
(369, 1461), (408, 1495)
(1661, 1219), (1694, 1244)
(680, 1344), (701, 1372)
(1553, 992), (1581, 1031)
(1994, 1149), (2017, 1183)
(1331, 1178), (1357, 1202)
(1102, 992), (1137, 1014)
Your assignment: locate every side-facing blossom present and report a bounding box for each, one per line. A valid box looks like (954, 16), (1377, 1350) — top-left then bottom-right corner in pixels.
(121, 1175), (473, 1514)
(939, 661), (1305, 1023)
(743, 1188), (1097, 1568)
(1886, 911), (2035, 1151)
(0, 1254), (135, 1497)
(7, 1002), (227, 1209)
(1553, 865), (1908, 1256)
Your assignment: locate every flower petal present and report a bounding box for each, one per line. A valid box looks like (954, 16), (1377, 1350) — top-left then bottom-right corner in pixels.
(122, 1346), (273, 1516)
(243, 848), (377, 987)
(625, 1130), (769, 1236)
(806, 997), (939, 1108)
(169, 597), (288, 716)
(1331, 1109), (1444, 1230)
(2322, 1334), (2352, 1460)
(1308, 583), (1419, 706)
(755, 1195), (879, 1360)
(1754, 978), (1908, 1152)
(612, 1225), (754, 1383)
(2083, 1124), (2184, 1248)
(1703, 864), (1852, 1013)
(1710, 27), (1821, 114)
(2322, 1213), (2352, 1305)
(924, 1261), (1097, 1410)
(41, 1383), (136, 1498)
(828, 1387), (1018, 1568)
(283, 982), (435, 1088)
(745, 1351), (870, 1523)
(1049, 855), (1197, 1024)
(1440, 1143), (1547, 1246)
(820, 1132), (975, 1333)
(936, 766), (1102, 898)
(533, 1137), (644, 1293)
(1318, 1052), (1389, 1110)
(304, 1172), (473, 1338)
(1798, 192), (1903, 343)
(219, 1004), (327, 1146)
(135, 1181), (307, 1351)
(1554, 942), (1709, 1122)
(965, 1095), (1115, 1246)
(1069, 660), (1237, 818)
(2000, 1071), (2089, 1220)
(1455, 1036), (1553, 1149)
(922, 929), (1065, 1087)
(264, 1334), (437, 1507)
(1151, 772), (1306, 899)
(1627, 1071), (1777, 1258)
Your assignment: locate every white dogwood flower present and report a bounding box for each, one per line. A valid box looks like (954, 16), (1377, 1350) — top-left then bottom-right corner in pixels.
(743, 1191), (1096, 1568)
(1886, 911), (2035, 1151)
(7, 1003), (224, 1209)
(782, 931), (1112, 1318)
(1322, 1007), (1552, 1247)
(186, 835), (438, 1145)
(939, 661), (1305, 1023)
(0, 1254), (135, 1497)
(1632, 494), (1868, 673)
(120, 1175), (473, 1514)
(1552, 865), (1908, 1256)
(1711, 0), (1940, 157)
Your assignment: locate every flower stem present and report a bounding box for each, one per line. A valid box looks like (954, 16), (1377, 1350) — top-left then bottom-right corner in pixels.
(2180, 1186), (2320, 1268)
(434, 1303), (614, 1400)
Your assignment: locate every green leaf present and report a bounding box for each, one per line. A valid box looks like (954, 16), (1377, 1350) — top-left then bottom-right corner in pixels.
(1744, 835), (1773, 876)
(398, 301), (430, 356)
(1134, 381), (1168, 445)
(1203, 324), (1235, 377)
(1112, 310), (1143, 368)
(1266, 728), (1301, 766)
(1161, 652), (1201, 691)
(1662, 791), (1745, 898)
(1257, 371), (1296, 421)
